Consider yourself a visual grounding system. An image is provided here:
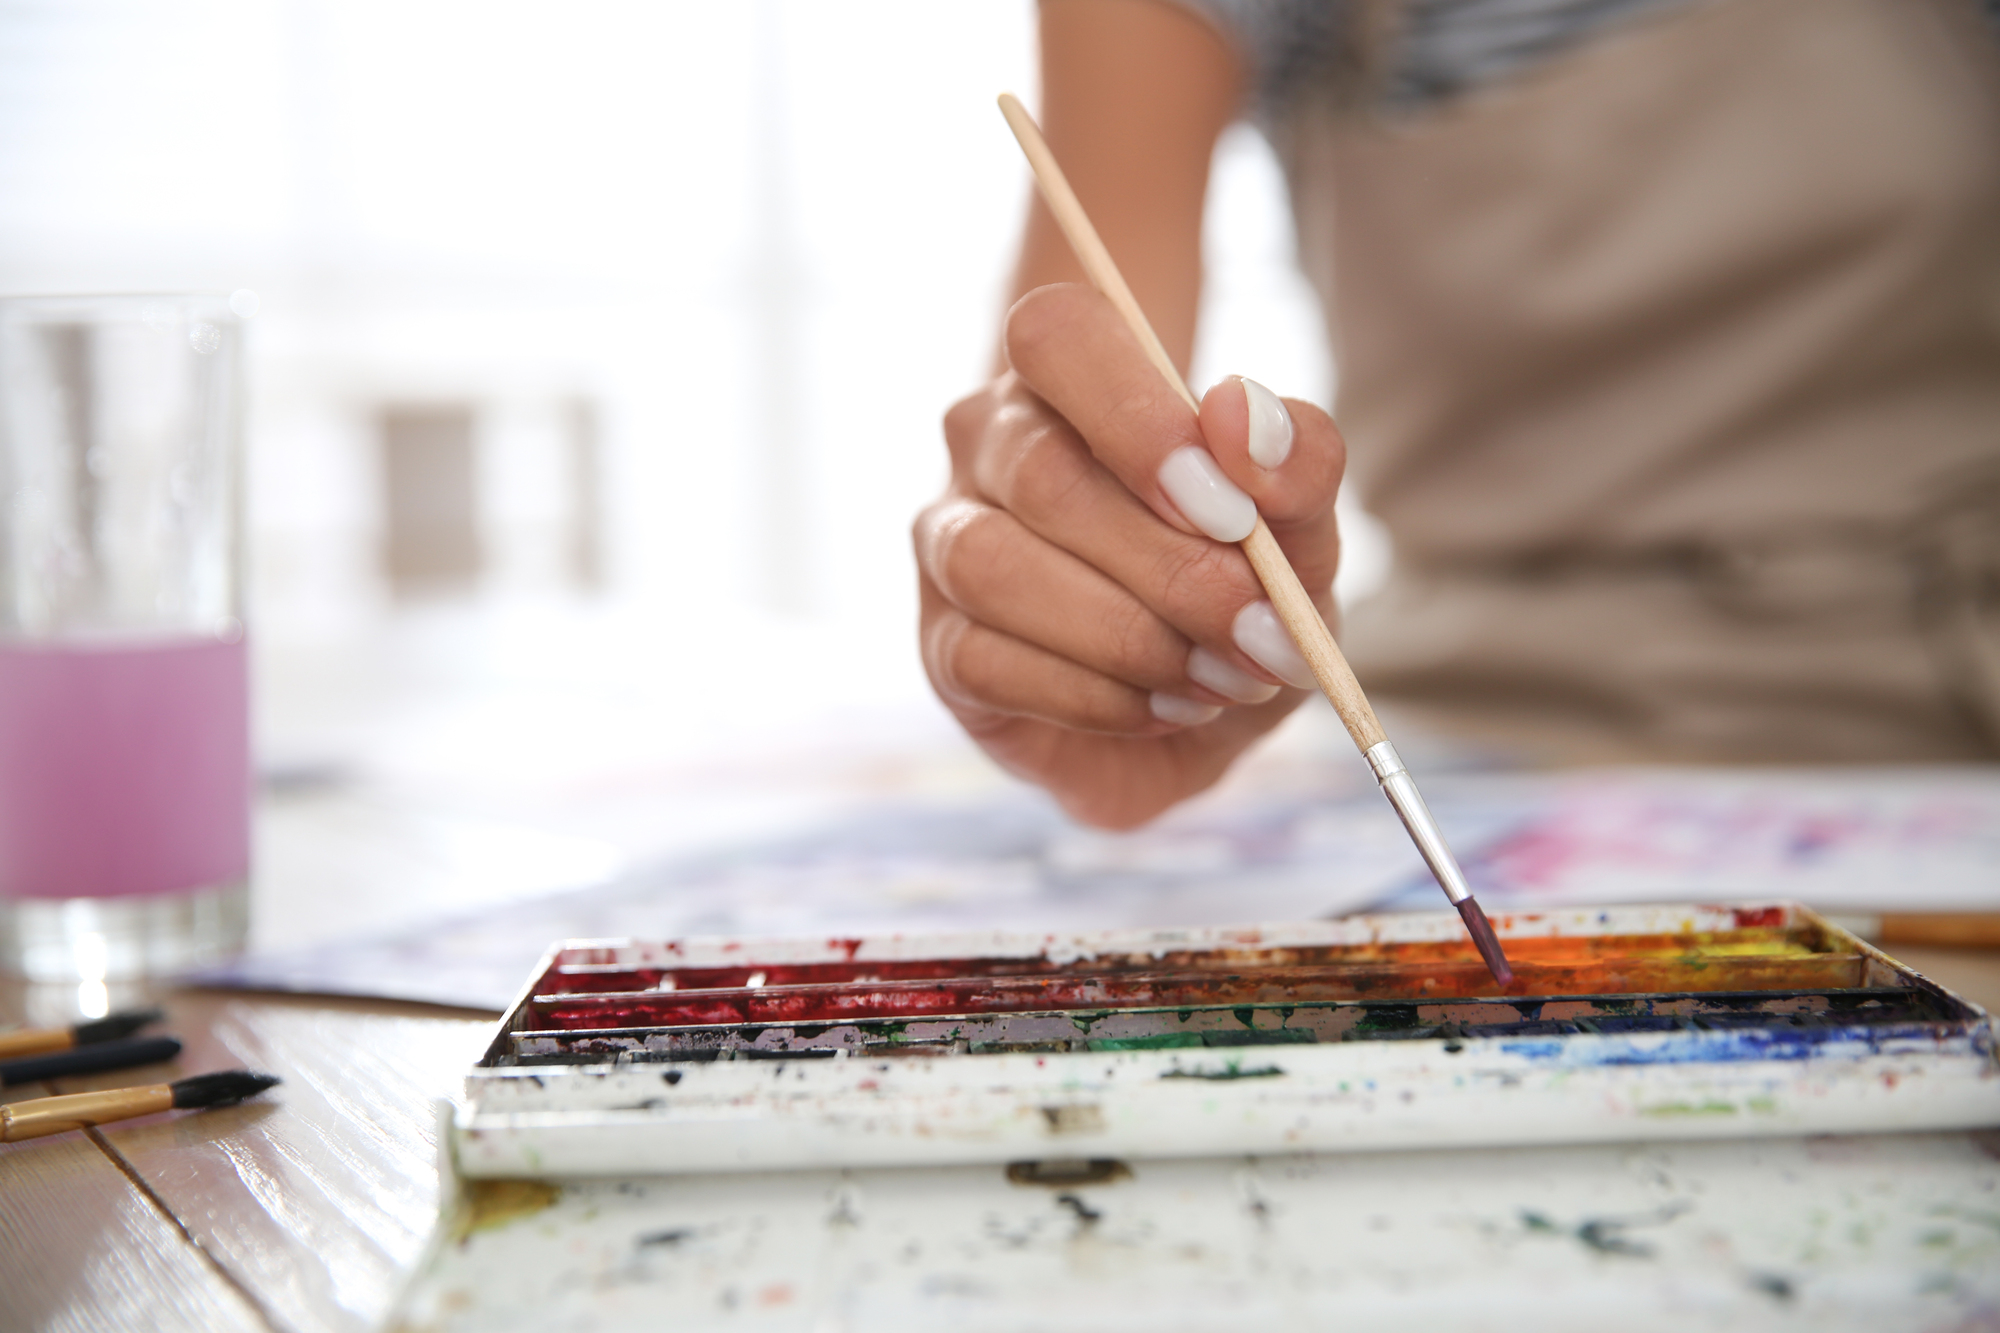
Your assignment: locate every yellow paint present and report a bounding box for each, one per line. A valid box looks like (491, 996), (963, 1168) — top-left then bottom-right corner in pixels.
(1688, 942), (1820, 957)
(453, 1179), (563, 1242)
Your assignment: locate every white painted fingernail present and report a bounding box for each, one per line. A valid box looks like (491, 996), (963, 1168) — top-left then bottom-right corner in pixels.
(1150, 692), (1223, 726)
(1232, 600), (1315, 689)
(1240, 377), (1293, 469)
(1187, 645), (1280, 704)
(1157, 446), (1256, 543)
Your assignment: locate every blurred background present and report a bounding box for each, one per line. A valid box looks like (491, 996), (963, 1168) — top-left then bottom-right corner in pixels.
(0, 0), (1380, 950)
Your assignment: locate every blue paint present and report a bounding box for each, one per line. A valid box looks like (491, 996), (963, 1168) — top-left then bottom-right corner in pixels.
(1498, 1023), (1967, 1068)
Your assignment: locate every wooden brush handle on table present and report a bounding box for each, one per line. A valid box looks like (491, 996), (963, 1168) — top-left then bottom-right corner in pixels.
(1, 1086), (174, 1142)
(1875, 914), (2000, 950)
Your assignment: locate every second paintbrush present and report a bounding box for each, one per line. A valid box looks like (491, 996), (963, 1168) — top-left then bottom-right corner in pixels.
(1, 1070), (281, 1143)
(996, 92), (1513, 985)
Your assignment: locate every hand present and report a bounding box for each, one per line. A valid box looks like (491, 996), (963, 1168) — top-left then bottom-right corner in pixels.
(915, 283), (1346, 828)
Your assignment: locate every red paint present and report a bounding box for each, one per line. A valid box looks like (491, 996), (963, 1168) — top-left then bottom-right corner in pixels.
(527, 954), (1866, 1032)
(538, 926), (1808, 997)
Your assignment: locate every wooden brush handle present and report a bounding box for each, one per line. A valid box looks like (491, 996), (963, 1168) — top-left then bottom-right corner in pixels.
(1877, 913), (2000, 950)
(1241, 522), (1385, 751)
(997, 94), (1194, 413)
(0, 1028), (69, 1060)
(1, 1085), (173, 1142)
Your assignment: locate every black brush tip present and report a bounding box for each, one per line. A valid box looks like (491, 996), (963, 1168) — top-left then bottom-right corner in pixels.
(1456, 897), (1515, 986)
(73, 1006), (167, 1045)
(170, 1070), (282, 1109)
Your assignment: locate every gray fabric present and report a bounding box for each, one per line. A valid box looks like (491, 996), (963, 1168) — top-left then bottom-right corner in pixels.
(1182, 0), (2000, 114)
(1390, 0), (1686, 106)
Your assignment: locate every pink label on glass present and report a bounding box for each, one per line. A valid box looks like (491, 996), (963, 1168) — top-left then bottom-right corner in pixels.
(0, 638), (249, 900)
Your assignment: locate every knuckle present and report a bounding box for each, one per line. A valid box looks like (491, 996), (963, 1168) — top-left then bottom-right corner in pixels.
(941, 383), (1001, 465)
(910, 497), (961, 572)
(1101, 376), (1170, 442)
(999, 424), (1090, 526)
(1098, 597), (1171, 679)
(941, 387), (986, 444)
(923, 609), (977, 704)
(926, 504), (1003, 606)
(1148, 538), (1254, 623)
(910, 498), (946, 555)
(940, 624), (1021, 717)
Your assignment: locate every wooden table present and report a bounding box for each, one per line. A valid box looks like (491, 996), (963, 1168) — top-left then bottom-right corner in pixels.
(5, 948), (1999, 1332)
(0, 984), (491, 1333)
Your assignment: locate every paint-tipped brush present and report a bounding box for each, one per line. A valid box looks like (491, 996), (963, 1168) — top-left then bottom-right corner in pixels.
(996, 92), (1513, 985)
(0, 1006), (166, 1060)
(1, 1069), (281, 1143)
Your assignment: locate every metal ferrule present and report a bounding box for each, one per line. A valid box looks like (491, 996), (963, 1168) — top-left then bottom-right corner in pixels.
(1363, 741), (1472, 906)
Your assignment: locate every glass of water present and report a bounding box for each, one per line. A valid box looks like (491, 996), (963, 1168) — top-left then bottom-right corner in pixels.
(0, 293), (250, 984)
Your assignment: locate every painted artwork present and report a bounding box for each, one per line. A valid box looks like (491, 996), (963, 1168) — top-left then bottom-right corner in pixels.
(1390, 768), (2000, 912)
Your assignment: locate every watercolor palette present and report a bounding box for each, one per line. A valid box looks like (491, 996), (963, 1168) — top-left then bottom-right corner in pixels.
(451, 903), (2000, 1177)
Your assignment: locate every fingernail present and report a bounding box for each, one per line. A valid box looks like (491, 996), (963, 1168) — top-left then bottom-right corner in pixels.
(1150, 692), (1223, 726)
(1231, 600), (1315, 689)
(1240, 377), (1294, 469)
(1157, 446), (1256, 543)
(1186, 645), (1280, 704)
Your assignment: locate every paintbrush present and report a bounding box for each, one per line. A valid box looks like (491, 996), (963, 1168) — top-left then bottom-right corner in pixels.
(996, 92), (1513, 985)
(1824, 912), (2000, 951)
(0, 1006), (165, 1060)
(1, 1069), (280, 1143)
(1, 1035), (184, 1087)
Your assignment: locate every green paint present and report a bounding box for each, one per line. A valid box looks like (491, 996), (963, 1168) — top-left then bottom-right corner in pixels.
(1638, 1099), (1740, 1117)
(1931, 1206), (2000, 1236)
(1088, 1029), (1306, 1052)
(1159, 1061), (1285, 1081)
(1088, 1032), (1206, 1051)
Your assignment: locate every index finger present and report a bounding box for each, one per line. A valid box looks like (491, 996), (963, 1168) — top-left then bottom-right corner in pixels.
(1003, 283), (1256, 544)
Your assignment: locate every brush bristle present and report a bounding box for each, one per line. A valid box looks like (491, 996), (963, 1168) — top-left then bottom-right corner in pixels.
(73, 1006), (166, 1045)
(170, 1070), (282, 1109)
(1456, 898), (1515, 986)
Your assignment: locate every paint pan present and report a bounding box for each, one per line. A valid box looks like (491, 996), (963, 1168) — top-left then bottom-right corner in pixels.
(452, 902), (2000, 1178)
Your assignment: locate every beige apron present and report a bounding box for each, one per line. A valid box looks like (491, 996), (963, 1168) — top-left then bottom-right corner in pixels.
(1275, 0), (2000, 761)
